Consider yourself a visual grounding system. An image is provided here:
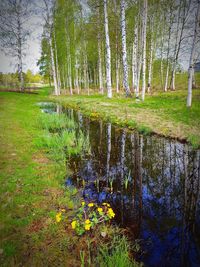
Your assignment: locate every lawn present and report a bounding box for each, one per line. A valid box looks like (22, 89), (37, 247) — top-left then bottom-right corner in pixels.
(0, 89), (137, 266)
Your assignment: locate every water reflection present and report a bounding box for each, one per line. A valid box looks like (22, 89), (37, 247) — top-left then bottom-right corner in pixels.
(66, 108), (200, 267)
(42, 103), (200, 267)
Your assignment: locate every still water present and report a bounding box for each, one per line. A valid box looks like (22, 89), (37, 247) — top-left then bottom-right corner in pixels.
(42, 103), (200, 267)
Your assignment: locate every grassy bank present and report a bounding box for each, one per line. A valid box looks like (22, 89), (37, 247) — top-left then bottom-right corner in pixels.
(53, 89), (200, 148)
(0, 89), (137, 266)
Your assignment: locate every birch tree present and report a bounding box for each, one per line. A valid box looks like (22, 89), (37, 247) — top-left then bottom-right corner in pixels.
(141, 0), (147, 101)
(0, 0), (33, 91)
(120, 0), (131, 97)
(114, 0), (120, 93)
(104, 0), (112, 98)
(187, 0), (200, 107)
(97, 3), (103, 94)
(163, 1), (174, 92)
(42, 0), (60, 95)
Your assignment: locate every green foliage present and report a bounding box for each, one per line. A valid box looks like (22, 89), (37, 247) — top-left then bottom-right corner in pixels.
(138, 125), (152, 135)
(24, 69), (42, 84)
(37, 37), (52, 83)
(96, 235), (138, 267)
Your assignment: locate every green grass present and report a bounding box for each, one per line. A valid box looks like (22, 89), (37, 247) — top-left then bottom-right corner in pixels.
(38, 112), (76, 132)
(0, 89), (137, 266)
(36, 112), (90, 161)
(53, 88), (200, 148)
(96, 235), (139, 267)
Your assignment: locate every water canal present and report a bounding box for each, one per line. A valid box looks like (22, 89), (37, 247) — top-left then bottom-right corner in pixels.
(41, 102), (200, 267)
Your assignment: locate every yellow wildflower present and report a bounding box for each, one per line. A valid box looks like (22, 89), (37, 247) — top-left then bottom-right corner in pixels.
(85, 224), (91, 231)
(56, 212), (62, 223)
(71, 220), (77, 229)
(85, 219), (91, 224)
(97, 207), (103, 213)
(102, 202), (110, 207)
(81, 201), (85, 206)
(88, 203), (94, 207)
(85, 219), (91, 230)
(61, 209), (65, 212)
(107, 208), (115, 218)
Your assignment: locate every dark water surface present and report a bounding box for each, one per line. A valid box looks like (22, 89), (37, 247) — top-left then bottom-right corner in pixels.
(41, 103), (200, 267)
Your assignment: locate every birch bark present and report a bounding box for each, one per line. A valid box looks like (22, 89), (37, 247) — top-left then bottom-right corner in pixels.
(147, 16), (154, 93)
(120, 0), (131, 97)
(132, 20), (138, 93)
(17, 15), (24, 91)
(104, 0), (112, 98)
(187, 1), (200, 107)
(114, 0), (119, 93)
(53, 28), (61, 94)
(49, 37), (58, 95)
(141, 0), (147, 101)
(97, 4), (103, 94)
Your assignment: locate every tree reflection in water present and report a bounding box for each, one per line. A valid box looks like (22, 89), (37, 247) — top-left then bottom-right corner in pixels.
(61, 107), (200, 267)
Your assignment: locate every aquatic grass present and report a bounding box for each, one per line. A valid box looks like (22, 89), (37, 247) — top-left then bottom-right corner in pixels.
(35, 115), (90, 162)
(109, 177), (114, 193)
(124, 171), (131, 190)
(96, 235), (138, 267)
(38, 112), (76, 132)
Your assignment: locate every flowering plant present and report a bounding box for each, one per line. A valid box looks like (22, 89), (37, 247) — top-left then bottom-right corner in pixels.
(70, 201), (115, 235)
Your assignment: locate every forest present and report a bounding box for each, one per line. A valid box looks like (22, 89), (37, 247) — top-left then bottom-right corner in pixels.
(36, 0), (200, 107)
(0, 0), (200, 266)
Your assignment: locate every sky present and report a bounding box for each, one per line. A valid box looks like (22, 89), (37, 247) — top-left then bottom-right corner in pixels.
(0, 0), (89, 74)
(0, 12), (43, 74)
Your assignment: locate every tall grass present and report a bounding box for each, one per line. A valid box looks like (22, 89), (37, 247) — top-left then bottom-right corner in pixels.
(35, 112), (90, 161)
(38, 113), (76, 132)
(96, 235), (139, 267)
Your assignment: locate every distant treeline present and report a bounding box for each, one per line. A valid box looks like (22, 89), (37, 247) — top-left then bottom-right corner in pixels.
(0, 70), (43, 88)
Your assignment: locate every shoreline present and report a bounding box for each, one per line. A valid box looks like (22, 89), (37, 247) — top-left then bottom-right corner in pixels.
(52, 91), (200, 148)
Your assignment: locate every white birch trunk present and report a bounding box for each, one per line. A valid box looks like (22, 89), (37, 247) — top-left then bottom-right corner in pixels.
(97, 5), (103, 94)
(53, 29), (61, 95)
(17, 13), (24, 91)
(98, 34), (103, 94)
(170, 68), (176, 90)
(147, 22), (154, 93)
(49, 37), (58, 95)
(114, 0), (119, 93)
(116, 58), (119, 93)
(132, 21), (138, 93)
(187, 2), (200, 107)
(68, 54), (73, 95)
(164, 63), (169, 92)
(160, 33), (164, 90)
(104, 0), (112, 98)
(120, 0), (131, 97)
(75, 56), (80, 94)
(141, 0), (147, 101)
